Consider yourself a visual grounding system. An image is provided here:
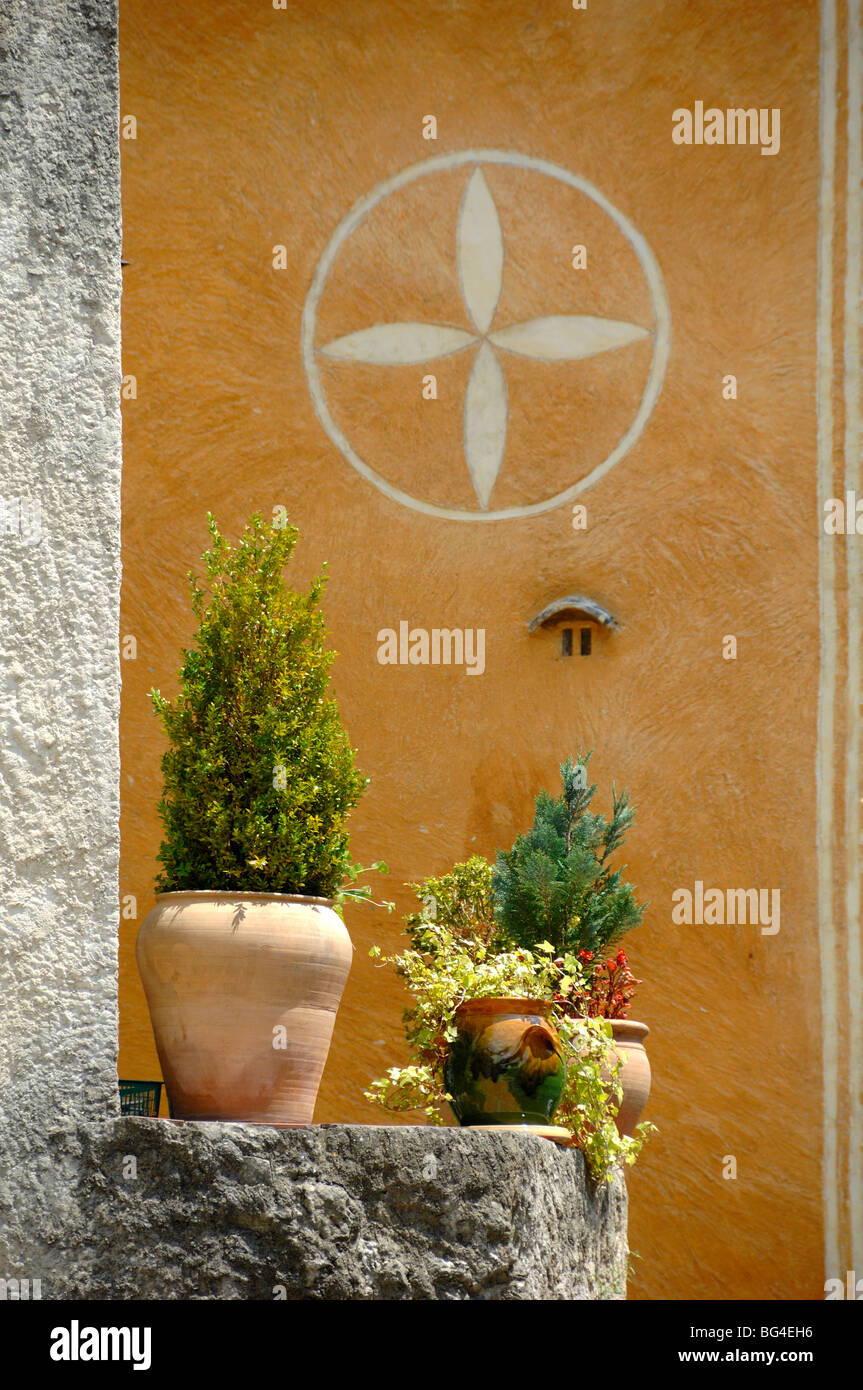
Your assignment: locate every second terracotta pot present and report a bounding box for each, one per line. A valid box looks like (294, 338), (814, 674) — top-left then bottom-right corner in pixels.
(609, 1019), (651, 1136)
(135, 891), (352, 1126)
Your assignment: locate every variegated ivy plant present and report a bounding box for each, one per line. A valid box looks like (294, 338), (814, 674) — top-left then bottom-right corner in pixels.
(365, 856), (654, 1182)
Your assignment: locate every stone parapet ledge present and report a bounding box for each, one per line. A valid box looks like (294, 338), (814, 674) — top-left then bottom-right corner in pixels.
(26, 1121), (627, 1300)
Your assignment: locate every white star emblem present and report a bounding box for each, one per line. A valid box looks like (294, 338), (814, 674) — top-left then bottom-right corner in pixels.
(302, 150), (670, 521)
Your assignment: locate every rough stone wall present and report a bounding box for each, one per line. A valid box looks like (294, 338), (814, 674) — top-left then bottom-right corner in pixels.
(42, 1122), (629, 1300)
(0, 0), (122, 1276)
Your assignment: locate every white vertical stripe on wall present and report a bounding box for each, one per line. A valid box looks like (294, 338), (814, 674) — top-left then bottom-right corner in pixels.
(845, 0), (863, 1279)
(817, 0), (840, 1286)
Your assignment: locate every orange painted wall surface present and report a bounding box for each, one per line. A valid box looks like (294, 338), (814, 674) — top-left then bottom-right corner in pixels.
(118, 0), (839, 1299)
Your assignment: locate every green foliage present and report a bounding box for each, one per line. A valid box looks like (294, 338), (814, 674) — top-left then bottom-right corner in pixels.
(365, 921), (552, 1121)
(365, 866), (654, 1182)
(150, 512), (367, 897)
(403, 854), (499, 954)
(335, 858), (395, 915)
(492, 753), (646, 958)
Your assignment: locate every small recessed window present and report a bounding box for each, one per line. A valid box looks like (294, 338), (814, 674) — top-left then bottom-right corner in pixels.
(561, 627), (573, 657)
(580, 627), (592, 656)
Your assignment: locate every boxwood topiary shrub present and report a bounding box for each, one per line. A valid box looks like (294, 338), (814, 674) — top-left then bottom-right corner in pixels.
(150, 512), (367, 898)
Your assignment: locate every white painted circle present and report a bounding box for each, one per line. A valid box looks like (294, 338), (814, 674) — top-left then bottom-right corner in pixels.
(301, 149), (671, 522)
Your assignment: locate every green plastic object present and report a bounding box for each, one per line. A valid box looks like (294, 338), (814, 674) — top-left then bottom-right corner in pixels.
(119, 1081), (162, 1117)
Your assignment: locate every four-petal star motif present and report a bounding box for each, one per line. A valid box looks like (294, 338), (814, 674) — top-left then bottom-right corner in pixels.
(318, 167), (650, 509)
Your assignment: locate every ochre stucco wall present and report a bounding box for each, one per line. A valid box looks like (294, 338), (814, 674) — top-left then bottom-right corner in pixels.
(119, 0), (833, 1299)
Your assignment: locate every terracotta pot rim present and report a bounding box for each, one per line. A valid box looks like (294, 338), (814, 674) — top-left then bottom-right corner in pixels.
(152, 890), (335, 907)
(454, 996), (553, 1018)
(609, 1018), (650, 1039)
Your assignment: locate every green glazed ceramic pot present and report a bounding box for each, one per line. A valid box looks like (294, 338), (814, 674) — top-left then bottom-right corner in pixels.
(444, 997), (566, 1127)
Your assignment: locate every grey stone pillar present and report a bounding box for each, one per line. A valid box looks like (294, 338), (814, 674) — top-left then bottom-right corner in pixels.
(0, 0), (122, 1273)
(37, 1121), (630, 1300)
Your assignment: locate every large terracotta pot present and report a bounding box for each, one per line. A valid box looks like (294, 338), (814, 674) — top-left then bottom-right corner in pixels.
(609, 1019), (651, 1136)
(135, 891), (352, 1125)
(444, 997), (566, 1129)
